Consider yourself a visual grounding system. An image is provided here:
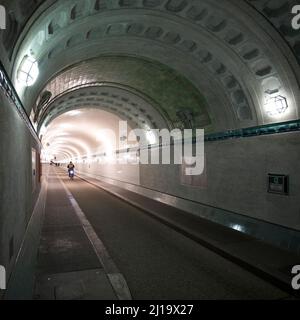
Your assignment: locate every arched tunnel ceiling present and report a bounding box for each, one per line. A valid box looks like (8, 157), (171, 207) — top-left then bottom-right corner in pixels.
(39, 82), (172, 133)
(37, 56), (212, 132)
(247, 0), (300, 63)
(1, 0), (299, 132)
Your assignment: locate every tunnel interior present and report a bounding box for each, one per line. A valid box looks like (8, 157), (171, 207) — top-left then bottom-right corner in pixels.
(0, 0), (300, 300)
(41, 108), (138, 162)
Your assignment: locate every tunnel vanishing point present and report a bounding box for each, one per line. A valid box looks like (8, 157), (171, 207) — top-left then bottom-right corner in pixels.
(0, 0), (300, 301)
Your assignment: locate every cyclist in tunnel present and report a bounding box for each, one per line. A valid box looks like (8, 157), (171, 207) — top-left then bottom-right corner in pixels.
(67, 161), (75, 179)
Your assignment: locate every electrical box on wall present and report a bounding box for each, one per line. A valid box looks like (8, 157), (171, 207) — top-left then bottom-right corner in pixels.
(268, 174), (289, 195)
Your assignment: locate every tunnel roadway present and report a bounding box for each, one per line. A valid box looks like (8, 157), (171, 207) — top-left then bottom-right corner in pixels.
(34, 166), (290, 300)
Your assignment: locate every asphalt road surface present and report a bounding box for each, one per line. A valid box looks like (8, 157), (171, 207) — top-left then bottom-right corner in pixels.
(53, 169), (288, 300)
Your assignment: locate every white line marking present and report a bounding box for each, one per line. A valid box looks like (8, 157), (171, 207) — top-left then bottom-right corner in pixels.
(56, 170), (132, 300)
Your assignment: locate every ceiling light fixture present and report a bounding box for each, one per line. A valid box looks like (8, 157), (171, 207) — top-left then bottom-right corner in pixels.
(264, 94), (288, 117)
(17, 55), (39, 87)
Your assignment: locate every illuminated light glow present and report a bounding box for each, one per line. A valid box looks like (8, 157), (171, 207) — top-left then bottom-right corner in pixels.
(17, 55), (39, 87)
(87, 156), (93, 164)
(59, 123), (74, 129)
(104, 149), (114, 161)
(44, 148), (75, 160)
(43, 142), (81, 160)
(95, 129), (118, 161)
(96, 129), (117, 143)
(42, 130), (93, 160)
(42, 132), (71, 143)
(40, 111), (139, 165)
(0, 5), (6, 30)
(66, 110), (82, 116)
(230, 224), (245, 233)
(47, 150), (73, 161)
(44, 137), (92, 160)
(146, 130), (157, 145)
(264, 95), (288, 117)
(46, 144), (81, 158)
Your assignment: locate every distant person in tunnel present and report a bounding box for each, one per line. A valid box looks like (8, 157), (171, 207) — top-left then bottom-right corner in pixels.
(67, 161), (75, 180)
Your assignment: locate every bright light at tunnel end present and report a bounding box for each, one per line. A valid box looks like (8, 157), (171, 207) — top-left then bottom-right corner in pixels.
(66, 110), (82, 116)
(42, 120), (205, 176)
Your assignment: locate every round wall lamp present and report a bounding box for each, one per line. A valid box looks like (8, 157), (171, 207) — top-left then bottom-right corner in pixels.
(17, 55), (39, 87)
(264, 93), (288, 117)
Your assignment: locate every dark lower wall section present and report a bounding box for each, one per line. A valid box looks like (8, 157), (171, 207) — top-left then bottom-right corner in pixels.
(0, 90), (41, 293)
(4, 175), (47, 300)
